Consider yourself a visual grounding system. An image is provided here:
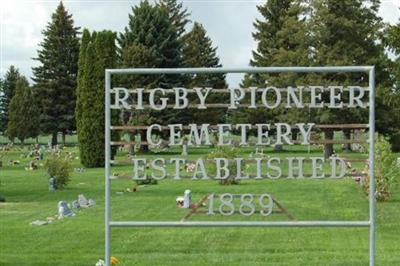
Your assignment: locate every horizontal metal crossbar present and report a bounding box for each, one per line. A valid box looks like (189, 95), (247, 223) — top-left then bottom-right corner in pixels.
(109, 221), (371, 227)
(106, 66), (374, 74)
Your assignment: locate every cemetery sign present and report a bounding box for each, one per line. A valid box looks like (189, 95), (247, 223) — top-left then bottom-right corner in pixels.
(104, 66), (376, 266)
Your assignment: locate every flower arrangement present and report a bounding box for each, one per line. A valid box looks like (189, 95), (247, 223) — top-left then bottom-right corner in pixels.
(95, 256), (120, 266)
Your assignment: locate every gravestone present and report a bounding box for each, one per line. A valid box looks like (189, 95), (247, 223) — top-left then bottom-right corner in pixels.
(30, 220), (48, 226)
(78, 194), (89, 206)
(183, 190), (192, 209)
(72, 200), (80, 209)
(58, 201), (74, 218)
(48, 177), (57, 191)
(78, 194), (96, 207)
(88, 199), (96, 207)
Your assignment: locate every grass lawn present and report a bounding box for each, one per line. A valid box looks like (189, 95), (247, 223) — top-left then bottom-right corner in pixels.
(0, 144), (399, 266)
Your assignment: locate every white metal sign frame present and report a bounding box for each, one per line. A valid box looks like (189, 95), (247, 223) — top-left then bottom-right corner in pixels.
(104, 66), (376, 266)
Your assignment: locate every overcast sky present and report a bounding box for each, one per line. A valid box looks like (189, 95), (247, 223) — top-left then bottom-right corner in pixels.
(1, 0), (400, 86)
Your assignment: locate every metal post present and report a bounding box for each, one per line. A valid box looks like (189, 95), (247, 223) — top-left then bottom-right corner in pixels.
(105, 70), (111, 266)
(368, 67), (376, 266)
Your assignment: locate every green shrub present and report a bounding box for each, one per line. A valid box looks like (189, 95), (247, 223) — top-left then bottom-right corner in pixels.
(389, 133), (400, 152)
(207, 147), (241, 185)
(363, 135), (399, 201)
(45, 155), (72, 189)
(135, 178), (158, 186)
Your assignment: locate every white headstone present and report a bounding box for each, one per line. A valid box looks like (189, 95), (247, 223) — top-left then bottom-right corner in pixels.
(183, 189), (191, 209)
(88, 199), (96, 207)
(78, 194), (89, 206)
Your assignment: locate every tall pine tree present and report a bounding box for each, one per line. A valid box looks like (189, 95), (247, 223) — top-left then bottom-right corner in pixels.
(32, 1), (80, 146)
(382, 17), (400, 150)
(7, 78), (40, 144)
(76, 30), (118, 167)
(0, 66), (21, 133)
(118, 0), (184, 151)
(231, 0), (310, 136)
(183, 22), (228, 124)
(159, 0), (190, 40)
(0, 78), (3, 132)
(250, 0), (292, 68)
(160, 0), (192, 85)
(75, 29), (91, 144)
(118, 0), (182, 74)
(311, 0), (390, 157)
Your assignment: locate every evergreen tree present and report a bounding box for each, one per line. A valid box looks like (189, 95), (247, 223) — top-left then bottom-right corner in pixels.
(76, 29), (92, 165)
(7, 78), (40, 144)
(120, 43), (160, 152)
(251, 0), (292, 68)
(311, 0), (390, 157)
(76, 30), (117, 167)
(382, 18), (400, 151)
(231, 0), (310, 139)
(183, 22), (225, 83)
(118, 0), (182, 91)
(32, 1), (80, 146)
(0, 78), (3, 131)
(183, 22), (228, 124)
(0, 66), (21, 133)
(118, 0), (185, 151)
(233, 0), (293, 125)
(270, 1), (311, 140)
(159, 0), (190, 40)
(159, 0), (191, 85)
(118, 0), (182, 72)
(75, 29), (91, 144)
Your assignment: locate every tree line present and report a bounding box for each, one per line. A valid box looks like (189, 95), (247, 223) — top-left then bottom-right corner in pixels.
(0, 0), (399, 167)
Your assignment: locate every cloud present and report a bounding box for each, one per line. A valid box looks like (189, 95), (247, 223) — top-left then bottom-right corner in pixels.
(1, 0), (399, 86)
(1, 1), (53, 78)
(379, 0), (400, 23)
